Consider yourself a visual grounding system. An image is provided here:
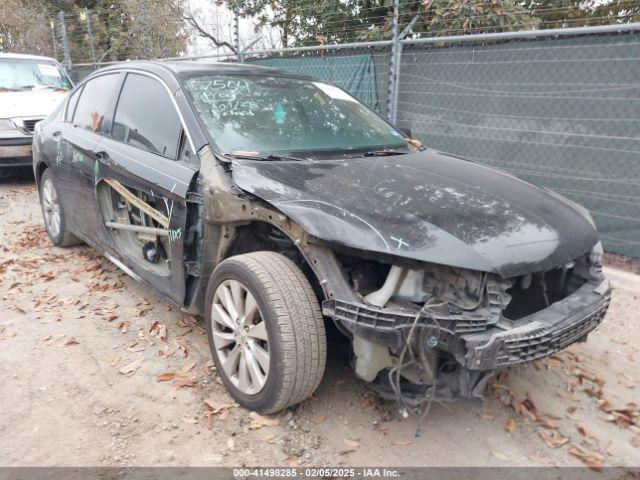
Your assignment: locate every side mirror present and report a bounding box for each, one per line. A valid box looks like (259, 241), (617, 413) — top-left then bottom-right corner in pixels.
(398, 126), (412, 138)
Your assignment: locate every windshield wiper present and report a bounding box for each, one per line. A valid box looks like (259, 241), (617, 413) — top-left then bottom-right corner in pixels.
(362, 149), (408, 157)
(228, 152), (307, 162)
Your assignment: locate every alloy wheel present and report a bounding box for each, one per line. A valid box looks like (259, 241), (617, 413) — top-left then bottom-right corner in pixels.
(42, 178), (61, 239)
(211, 279), (270, 395)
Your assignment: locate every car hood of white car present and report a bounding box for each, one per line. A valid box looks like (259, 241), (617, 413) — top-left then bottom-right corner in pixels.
(0, 89), (67, 119)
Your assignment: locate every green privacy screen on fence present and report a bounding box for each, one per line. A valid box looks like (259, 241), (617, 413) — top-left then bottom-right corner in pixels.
(257, 54), (380, 111)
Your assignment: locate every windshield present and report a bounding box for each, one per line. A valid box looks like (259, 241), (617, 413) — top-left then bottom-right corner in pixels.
(0, 58), (72, 92)
(184, 74), (406, 155)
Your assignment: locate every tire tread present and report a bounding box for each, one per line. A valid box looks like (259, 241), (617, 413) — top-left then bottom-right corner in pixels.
(211, 251), (326, 413)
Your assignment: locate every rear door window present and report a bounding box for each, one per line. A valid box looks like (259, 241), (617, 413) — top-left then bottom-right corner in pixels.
(111, 73), (182, 159)
(73, 73), (120, 134)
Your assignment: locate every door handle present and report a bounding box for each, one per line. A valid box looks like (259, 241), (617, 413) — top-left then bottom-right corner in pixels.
(95, 151), (110, 165)
(52, 131), (61, 138)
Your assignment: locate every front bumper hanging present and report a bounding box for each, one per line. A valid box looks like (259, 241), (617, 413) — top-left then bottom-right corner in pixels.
(462, 278), (610, 370)
(323, 276), (611, 371)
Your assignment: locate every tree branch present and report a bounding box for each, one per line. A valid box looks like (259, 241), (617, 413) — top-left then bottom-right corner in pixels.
(183, 10), (237, 53)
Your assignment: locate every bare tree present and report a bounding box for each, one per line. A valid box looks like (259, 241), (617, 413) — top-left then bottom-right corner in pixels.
(0, 0), (53, 56)
(183, 8), (237, 54)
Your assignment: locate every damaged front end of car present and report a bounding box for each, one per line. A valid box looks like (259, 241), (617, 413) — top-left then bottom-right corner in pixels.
(222, 149), (612, 408)
(322, 242), (610, 407)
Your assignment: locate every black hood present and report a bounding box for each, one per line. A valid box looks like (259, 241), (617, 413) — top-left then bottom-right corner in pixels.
(230, 149), (598, 278)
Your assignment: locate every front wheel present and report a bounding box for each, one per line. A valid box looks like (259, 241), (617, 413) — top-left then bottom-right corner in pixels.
(205, 251), (327, 413)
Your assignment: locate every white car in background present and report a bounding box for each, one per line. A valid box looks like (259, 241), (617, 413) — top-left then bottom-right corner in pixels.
(0, 53), (72, 177)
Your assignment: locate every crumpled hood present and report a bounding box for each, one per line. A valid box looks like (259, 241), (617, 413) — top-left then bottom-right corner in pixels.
(231, 150), (598, 278)
(0, 90), (67, 118)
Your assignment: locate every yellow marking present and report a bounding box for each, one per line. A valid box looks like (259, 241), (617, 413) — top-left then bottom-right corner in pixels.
(103, 178), (169, 228)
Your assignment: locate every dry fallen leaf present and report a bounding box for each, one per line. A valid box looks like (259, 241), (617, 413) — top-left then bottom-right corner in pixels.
(158, 324), (167, 342)
(394, 440), (413, 446)
(172, 375), (197, 388)
(343, 438), (360, 449)
(538, 417), (559, 430)
(491, 451), (509, 461)
(156, 372), (175, 382)
(204, 413), (213, 430)
(506, 418), (516, 433)
(249, 411), (280, 429)
(538, 428), (569, 448)
(226, 437), (235, 451)
(0, 328), (17, 340)
(176, 362), (195, 375)
(204, 400), (236, 414)
(568, 446), (605, 470)
(576, 423), (592, 438)
(181, 416), (198, 425)
(119, 358), (143, 375)
(310, 415), (326, 425)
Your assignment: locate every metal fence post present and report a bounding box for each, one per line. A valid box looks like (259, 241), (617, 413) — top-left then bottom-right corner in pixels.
(84, 9), (97, 69)
(234, 8), (243, 63)
(386, 0), (400, 123)
(50, 20), (58, 60)
(140, 0), (153, 59)
(58, 11), (72, 71)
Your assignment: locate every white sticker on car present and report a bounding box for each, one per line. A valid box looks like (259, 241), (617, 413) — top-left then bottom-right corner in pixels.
(312, 82), (357, 102)
(38, 64), (61, 77)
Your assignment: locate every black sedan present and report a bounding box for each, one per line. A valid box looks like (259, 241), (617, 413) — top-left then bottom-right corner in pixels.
(33, 62), (610, 413)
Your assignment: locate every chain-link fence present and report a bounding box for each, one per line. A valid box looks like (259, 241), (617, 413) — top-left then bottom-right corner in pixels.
(397, 30), (640, 258)
(62, 18), (640, 258)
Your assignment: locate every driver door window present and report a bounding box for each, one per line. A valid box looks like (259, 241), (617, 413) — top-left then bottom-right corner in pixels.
(111, 73), (182, 159)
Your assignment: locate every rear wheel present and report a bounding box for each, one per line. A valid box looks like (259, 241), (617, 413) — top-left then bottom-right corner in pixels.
(205, 251), (327, 413)
(39, 169), (81, 247)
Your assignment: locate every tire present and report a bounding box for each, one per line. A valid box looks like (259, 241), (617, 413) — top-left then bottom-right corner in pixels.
(205, 251), (327, 413)
(39, 168), (81, 247)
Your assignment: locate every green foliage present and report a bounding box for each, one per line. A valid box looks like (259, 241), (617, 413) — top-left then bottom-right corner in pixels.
(222, 0), (638, 47)
(227, 0), (539, 46)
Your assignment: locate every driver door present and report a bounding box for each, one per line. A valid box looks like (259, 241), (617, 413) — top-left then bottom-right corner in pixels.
(92, 72), (198, 304)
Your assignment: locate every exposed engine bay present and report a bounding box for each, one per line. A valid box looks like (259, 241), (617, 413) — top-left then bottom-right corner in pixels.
(322, 245), (610, 414)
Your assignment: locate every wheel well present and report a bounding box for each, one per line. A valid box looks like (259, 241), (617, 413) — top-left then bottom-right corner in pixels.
(224, 221), (325, 303)
(35, 162), (48, 187)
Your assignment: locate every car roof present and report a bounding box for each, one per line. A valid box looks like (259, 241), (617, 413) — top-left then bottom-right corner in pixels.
(0, 53), (60, 62)
(88, 60), (315, 88)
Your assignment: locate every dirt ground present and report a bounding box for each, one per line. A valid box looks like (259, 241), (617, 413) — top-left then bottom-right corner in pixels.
(1, 170), (639, 469)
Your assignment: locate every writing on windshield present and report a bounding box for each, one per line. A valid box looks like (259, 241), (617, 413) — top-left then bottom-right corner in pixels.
(185, 74), (405, 154)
